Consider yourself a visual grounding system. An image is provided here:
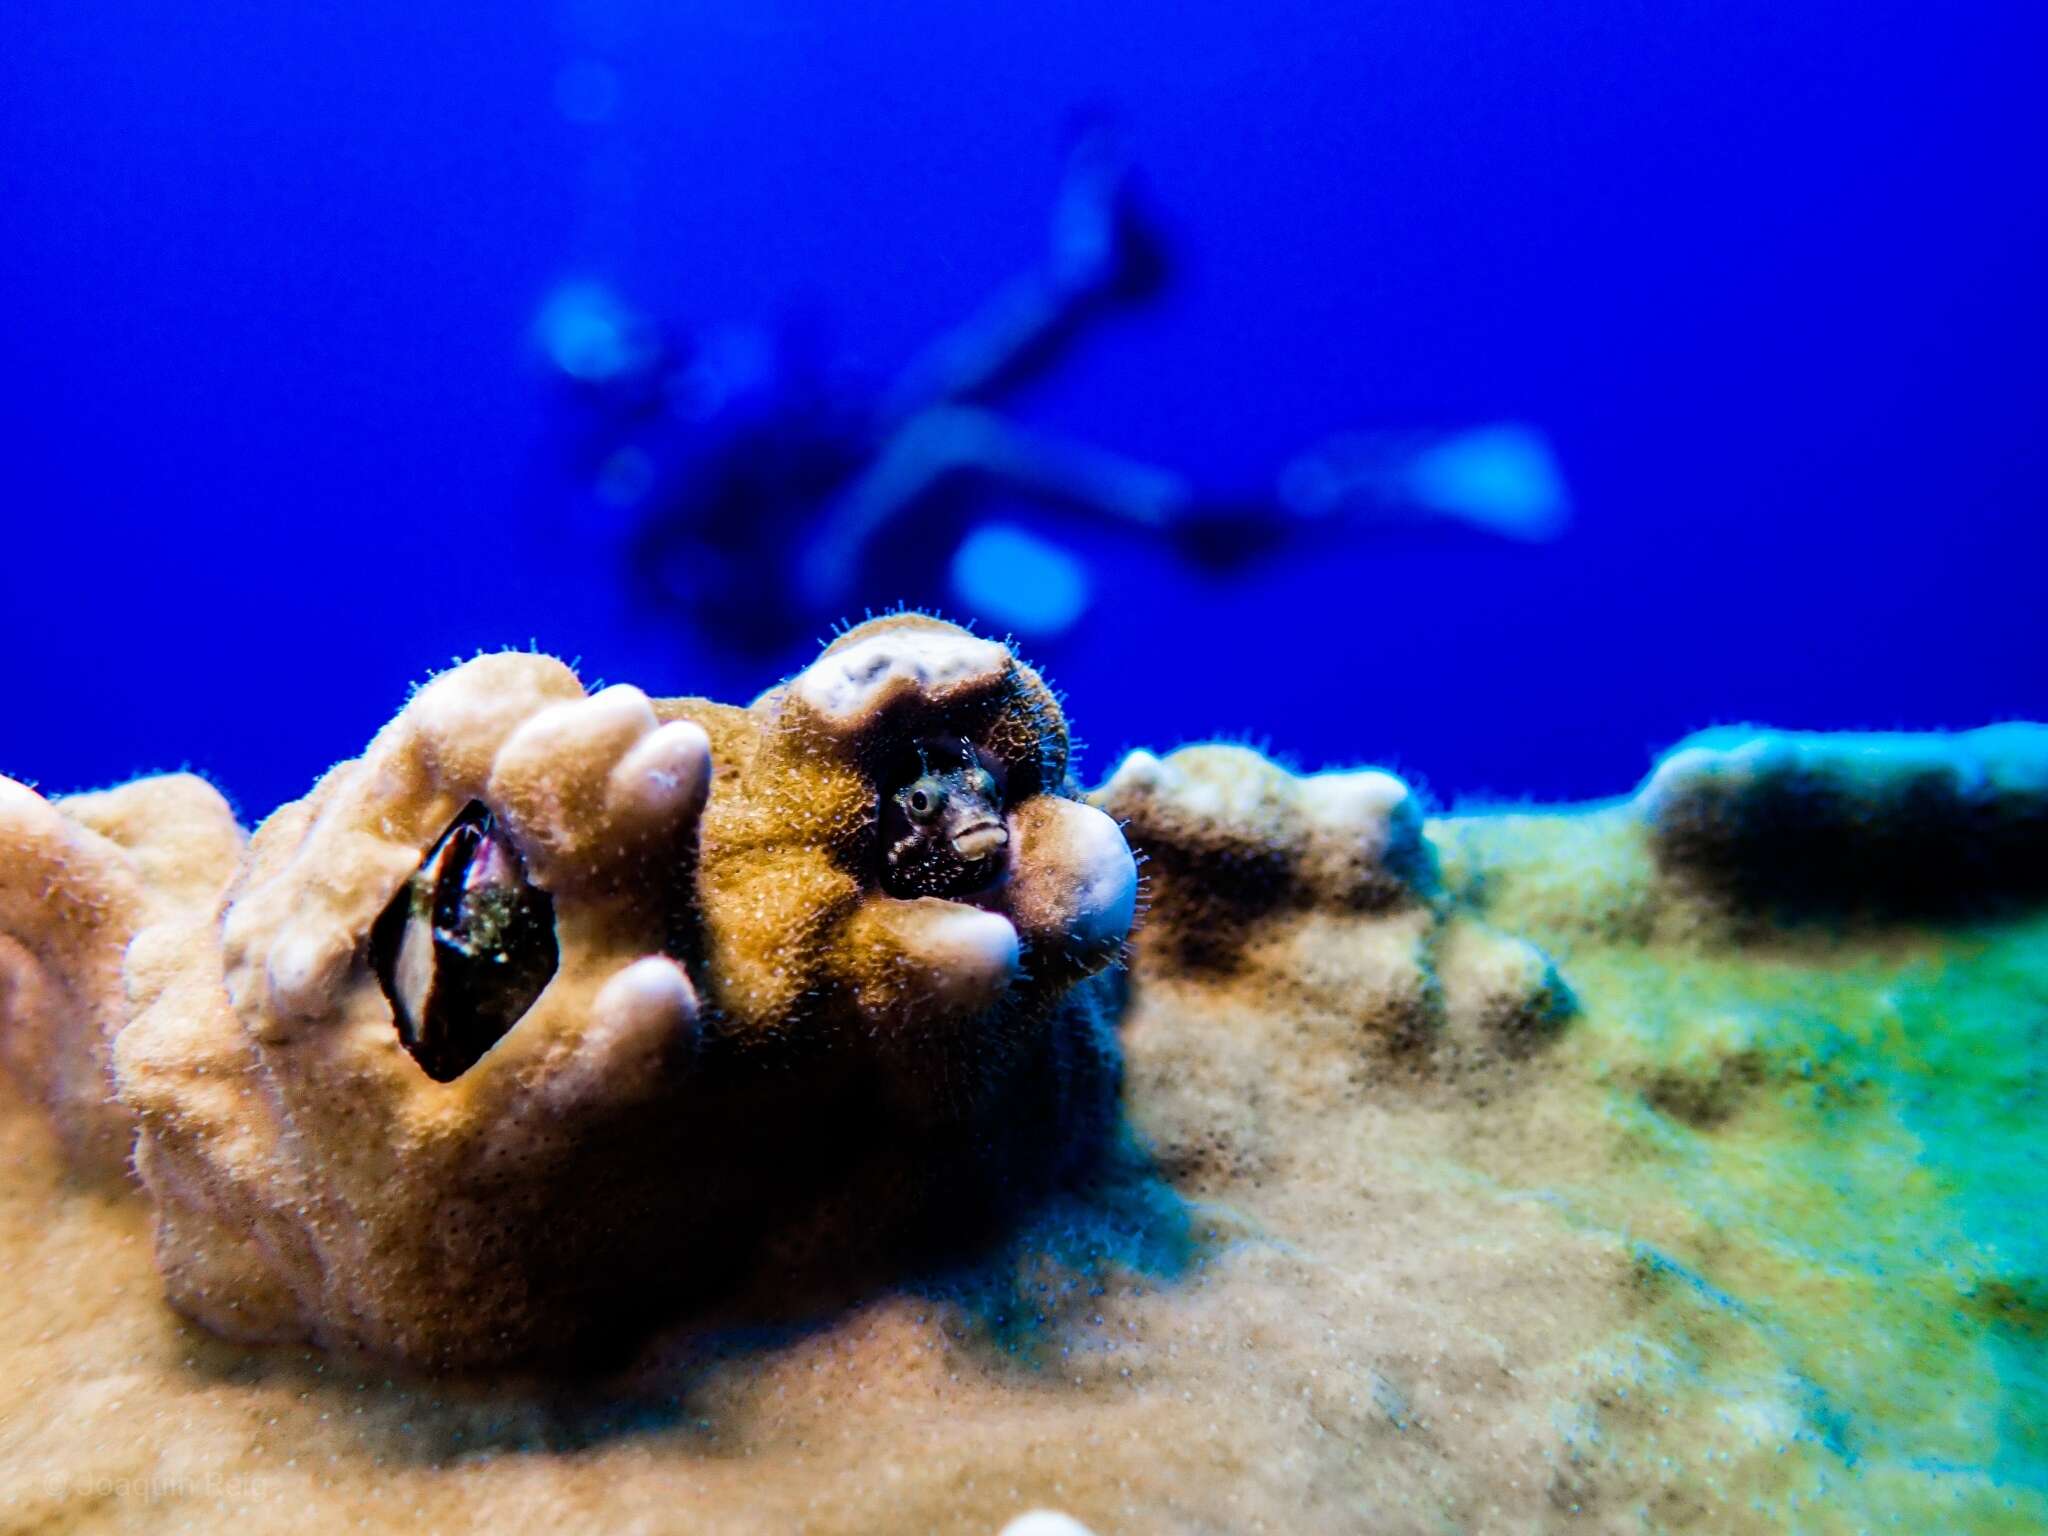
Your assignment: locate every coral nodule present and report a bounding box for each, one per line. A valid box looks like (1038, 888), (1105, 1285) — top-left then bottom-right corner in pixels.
(16, 614), (1139, 1368)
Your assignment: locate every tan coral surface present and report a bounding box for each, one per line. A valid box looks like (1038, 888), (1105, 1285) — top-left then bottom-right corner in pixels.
(2, 711), (2044, 1533)
(0, 773), (242, 1177)
(89, 618), (1135, 1369)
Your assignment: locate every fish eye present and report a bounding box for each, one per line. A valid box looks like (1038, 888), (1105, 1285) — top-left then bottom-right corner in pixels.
(905, 779), (942, 821)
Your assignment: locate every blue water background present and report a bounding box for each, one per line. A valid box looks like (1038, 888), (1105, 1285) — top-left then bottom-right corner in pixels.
(3, 0), (2042, 817)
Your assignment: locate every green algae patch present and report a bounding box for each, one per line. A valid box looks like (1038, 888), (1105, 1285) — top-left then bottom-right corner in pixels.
(1462, 804), (2048, 1530)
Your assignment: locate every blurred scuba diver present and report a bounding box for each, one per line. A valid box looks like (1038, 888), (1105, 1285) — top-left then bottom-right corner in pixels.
(540, 126), (1569, 655)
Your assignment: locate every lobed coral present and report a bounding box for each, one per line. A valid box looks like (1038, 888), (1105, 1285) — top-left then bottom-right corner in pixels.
(0, 772), (242, 1176)
(3, 616), (1135, 1367)
(1089, 742), (1577, 1198)
(1639, 723), (2048, 919)
(1094, 743), (1571, 1054)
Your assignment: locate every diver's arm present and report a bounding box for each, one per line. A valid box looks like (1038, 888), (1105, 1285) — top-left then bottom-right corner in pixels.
(877, 126), (1165, 425)
(877, 275), (1089, 425)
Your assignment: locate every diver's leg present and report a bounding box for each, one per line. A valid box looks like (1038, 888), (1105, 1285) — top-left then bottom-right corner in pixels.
(878, 125), (1166, 424)
(796, 406), (1194, 615)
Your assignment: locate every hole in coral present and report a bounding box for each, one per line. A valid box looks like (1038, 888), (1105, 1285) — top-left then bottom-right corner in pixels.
(370, 800), (558, 1082)
(876, 736), (1011, 900)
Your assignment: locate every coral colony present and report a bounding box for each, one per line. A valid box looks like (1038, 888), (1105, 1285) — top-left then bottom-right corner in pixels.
(3, 618), (2045, 1532)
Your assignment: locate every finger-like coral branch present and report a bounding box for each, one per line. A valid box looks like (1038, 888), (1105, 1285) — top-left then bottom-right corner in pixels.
(0, 773), (241, 1176)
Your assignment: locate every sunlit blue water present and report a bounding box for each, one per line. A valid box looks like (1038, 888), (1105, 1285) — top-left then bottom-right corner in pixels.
(3, 0), (2042, 816)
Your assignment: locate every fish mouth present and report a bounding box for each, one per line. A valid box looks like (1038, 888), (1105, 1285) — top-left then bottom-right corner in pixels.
(949, 820), (1010, 861)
